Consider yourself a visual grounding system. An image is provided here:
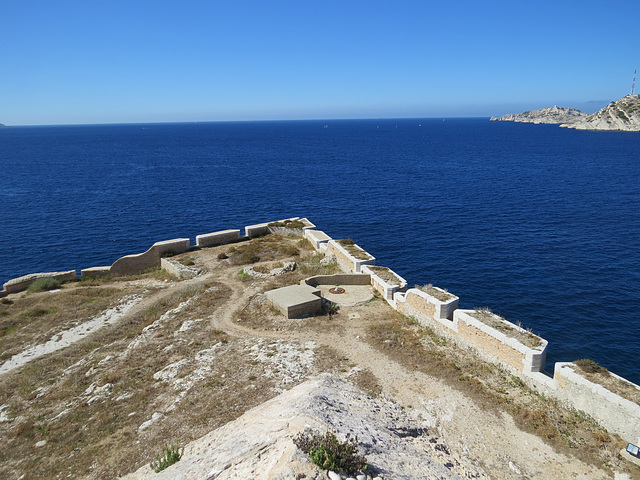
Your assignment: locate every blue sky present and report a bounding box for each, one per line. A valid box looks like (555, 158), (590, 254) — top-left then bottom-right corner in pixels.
(1, 1), (638, 125)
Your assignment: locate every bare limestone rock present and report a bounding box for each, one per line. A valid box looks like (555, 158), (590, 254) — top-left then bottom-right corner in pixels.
(121, 374), (474, 479)
(491, 105), (588, 124)
(560, 94), (640, 131)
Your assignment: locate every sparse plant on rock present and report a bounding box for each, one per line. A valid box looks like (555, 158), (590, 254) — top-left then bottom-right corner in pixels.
(293, 430), (366, 475)
(150, 443), (184, 473)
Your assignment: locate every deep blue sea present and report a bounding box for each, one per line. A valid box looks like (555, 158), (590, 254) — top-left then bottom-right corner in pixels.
(1, 119), (639, 383)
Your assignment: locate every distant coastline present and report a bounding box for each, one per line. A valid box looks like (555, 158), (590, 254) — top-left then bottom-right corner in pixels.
(492, 94), (640, 131)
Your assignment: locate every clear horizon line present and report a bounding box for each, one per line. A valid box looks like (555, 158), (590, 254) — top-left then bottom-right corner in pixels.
(1, 115), (497, 128)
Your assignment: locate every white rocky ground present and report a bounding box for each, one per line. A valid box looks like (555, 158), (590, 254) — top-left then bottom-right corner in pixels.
(121, 374), (480, 480)
(0, 294), (143, 375)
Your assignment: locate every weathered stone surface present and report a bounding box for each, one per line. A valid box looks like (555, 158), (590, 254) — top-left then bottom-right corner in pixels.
(121, 375), (462, 480)
(160, 258), (201, 279)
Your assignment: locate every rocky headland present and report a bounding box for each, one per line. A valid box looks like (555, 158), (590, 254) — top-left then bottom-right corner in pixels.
(560, 94), (640, 131)
(490, 105), (588, 124)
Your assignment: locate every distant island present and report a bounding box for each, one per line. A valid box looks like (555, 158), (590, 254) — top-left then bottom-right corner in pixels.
(0, 123), (6, 128)
(492, 94), (640, 131)
(490, 105), (588, 124)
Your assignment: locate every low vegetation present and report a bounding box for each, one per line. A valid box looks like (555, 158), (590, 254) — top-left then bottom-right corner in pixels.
(150, 443), (183, 472)
(293, 430), (366, 474)
(367, 266), (402, 285)
(416, 283), (455, 302)
(268, 220), (306, 229)
(26, 277), (61, 293)
(574, 359), (640, 405)
(336, 239), (373, 260)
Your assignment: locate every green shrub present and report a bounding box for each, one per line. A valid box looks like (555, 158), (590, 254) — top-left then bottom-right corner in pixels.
(293, 430), (366, 474)
(27, 278), (61, 293)
(150, 443), (183, 473)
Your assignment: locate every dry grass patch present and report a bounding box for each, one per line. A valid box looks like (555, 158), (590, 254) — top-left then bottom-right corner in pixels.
(226, 234), (312, 265)
(368, 266), (403, 285)
(471, 308), (542, 348)
(337, 238), (374, 260)
(0, 285), (131, 361)
(416, 284), (455, 302)
(573, 358), (640, 406)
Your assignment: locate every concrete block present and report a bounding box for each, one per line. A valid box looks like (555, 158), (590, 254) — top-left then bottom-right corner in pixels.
(265, 284), (322, 319)
(80, 266), (111, 278)
(196, 229), (240, 248)
(152, 238), (191, 256)
(305, 230), (332, 251)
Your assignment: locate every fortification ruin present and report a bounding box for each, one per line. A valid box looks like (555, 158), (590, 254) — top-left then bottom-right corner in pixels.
(2, 216), (639, 450)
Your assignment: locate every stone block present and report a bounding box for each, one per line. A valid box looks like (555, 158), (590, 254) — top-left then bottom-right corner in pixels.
(196, 229), (240, 248)
(265, 284), (322, 319)
(80, 266), (111, 278)
(304, 229), (332, 250)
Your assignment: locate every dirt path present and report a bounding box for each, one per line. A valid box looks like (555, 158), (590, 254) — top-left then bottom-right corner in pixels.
(191, 262), (611, 480)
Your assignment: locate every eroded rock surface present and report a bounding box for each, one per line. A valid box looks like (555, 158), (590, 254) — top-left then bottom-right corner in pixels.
(121, 374), (480, 480)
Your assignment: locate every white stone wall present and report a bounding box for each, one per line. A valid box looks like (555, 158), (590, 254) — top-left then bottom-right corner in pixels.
(196, 229), (240, 247)
(553, 363), (640, 444)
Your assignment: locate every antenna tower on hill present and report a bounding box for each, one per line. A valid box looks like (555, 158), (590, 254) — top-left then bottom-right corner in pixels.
(633, 69), (637, 95)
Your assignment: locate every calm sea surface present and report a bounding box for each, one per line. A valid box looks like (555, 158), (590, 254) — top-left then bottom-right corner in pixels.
(1, 119), (639, 382)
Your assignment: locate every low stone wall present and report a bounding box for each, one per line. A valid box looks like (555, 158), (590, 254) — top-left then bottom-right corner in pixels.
(553, 363), (640, 444)
(244, 217), (301, 238)
(110, 238), (190, 276)
(404, 287), (459, 323)
(160, 258), (201, 279)
(361, 265), (407, 303)
(80, 266), (111, 278)
(454, 310), (548, 374)
(268, 218), (316, 237)
(327, 240), (375, 273)
(1, 270), (77, 295)
(196, 229), (240, 248)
